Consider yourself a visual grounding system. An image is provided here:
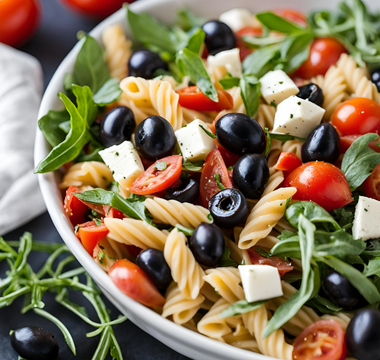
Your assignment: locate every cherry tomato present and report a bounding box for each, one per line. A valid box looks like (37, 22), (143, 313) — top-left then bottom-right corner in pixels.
(200, 149), (233, 207)
(177, 86), (234, 112)
(273, 9), (308, 27)
(364, 162), (380, 201)
(248, 248), (293, 277)
(64, 186), (89, 226)
(109, 259), (165, 308)
(340, 134), (380, 154)
(103, 205), (124, 219)
(214, 139), (241, 168)
(235, 26), (263, 61)
(274, 152), (302, 173)
(77, 220), (109, 255)
(130, 155), (182, 195)
(0, 0), (41, 47)
(294, 38), (347, 79)
(331, 98), (380, 136)
(292, 320), (347, 360)
(283, 161), (353, 212)
(60, 0), (134, 18)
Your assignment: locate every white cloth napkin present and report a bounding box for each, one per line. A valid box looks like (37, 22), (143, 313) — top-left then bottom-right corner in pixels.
(0, 43), (46, 236)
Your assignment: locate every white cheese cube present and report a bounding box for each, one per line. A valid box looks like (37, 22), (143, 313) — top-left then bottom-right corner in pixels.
(207, 48), (242, 78)
(175, 119), (215, 162)
(239, 265), (283, 303)
(219, 8), (253, 33)
(272, 96), (325, 138)
(352, 196), (380, 240)
(99, 141), (144, 191)
(260, 70), (299, 105)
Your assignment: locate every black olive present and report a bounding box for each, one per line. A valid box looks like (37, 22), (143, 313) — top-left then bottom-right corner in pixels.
(202, 20), (236, 55)
(100, 106), (136, 147)
(10, 326), (59, 360)
(233, 154), (269, 199)
(165, 178), (199, 203)
(346, 308), (380, 360)
(209, 188), (249, 228)
(302, 123), (340, 164)
(297, 83), (324, 107)
(189, 223), (225, 267)
(371, 69), (380, 92)
(136, 249), (172, 289)
(135, 116), (176, 160)
(128, 49), (168, 79)
(215, 113), (266, 155)
(322, 271), (365, 310)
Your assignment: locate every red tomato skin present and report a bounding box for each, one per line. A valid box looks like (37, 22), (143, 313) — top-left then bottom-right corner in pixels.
(235, 26), (263, 61)
(77, 221), (109, 255)
(275, 152), (302, 173)
(103, 205), (124, 219)
(200, 149), (233, 207)
(292, 320), (347, 360)
(109, 259), (165, 308)
(273, 9), (308, 26)
(130, 155), (182, 195)
(340, 134), (380, 154)
(332, 98), (380, 136)
(248, 248), (293, 277)
(64, 186), (89, 226)
(214, 139), (241, 167)
(364, 163), (380, 201)
(177, 86), (234, 112)
(294, 38), (347, 79)
(0, 0), (41, 47)
(283, 161), (353, 212)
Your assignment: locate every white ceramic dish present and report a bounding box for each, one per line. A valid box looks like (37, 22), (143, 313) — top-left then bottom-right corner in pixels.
(35, 0), (378, 359)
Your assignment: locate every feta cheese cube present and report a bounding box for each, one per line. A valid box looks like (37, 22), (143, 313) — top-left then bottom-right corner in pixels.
(207, 48), (242, 78)
(260, 70), (299, 105)
(219, 8), (254, 33)
(353, 196), (380, 240)
(99, 141), (144, 191)
(272, 96), (325, 138)
(175, 119), (215, 162)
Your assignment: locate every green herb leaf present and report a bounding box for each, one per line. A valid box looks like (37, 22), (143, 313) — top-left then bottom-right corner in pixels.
(269, 133), (306, 143)
(155, 161), (168, 171)
(239, 74), (260, 117)
(264, 127), (271, 158)
(219, 77), (241, 90)
(176, 9), (205, 31)
(199, 124), (216, 139)
(219, 300), (267, 318)
(307, 295), (343, 314)
(341, 133), (380, 191)
(38, 110), (70, 147)
(186, 28), (205, 54)
(59, 120), (71, 134)
(363, 257), (380, 277)
(214, 173), (226, 190)
(256, 247), (271, 258)
(175, 224), (194, 236)
(219, 249), (239, 268)
(93, 218), (102, 227)
(93, 78), (122, 106)
(182, 159), (204, 172)
(256, 12), (305, 33)
(243, 44), (281, 78)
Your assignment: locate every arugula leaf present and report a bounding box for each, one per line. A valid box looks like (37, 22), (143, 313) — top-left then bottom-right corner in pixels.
(186, 28), (205, 54)
(362, 239), (380, 257)
(256, 12), (305, 33)
(93, 78), (122, 106)
(38, 110), (69, 147)
(363, 257), (380, 277)
(219, 77), (241, 90)
(331, 205), (355, 230)
(74, 189), (152, 224)
(239, 74), (260, 117)
(176, 48), (219, 102)
(264, 127), (271, 158)
(199, 124), (216, 139)
(176, 9), (205, 31)
(219, 249), (239, 268)
(268, 133), (307, 143)
(307, 295), (343, 314)
(175, 224), (194, 236)
(214, 174), (226, 190)
(219, 300), (266, 318)
(73, 85), (98, 126)
(271, 236), (302, 259)
(182, 159), (204, 172)
(59, 120), (71, 134)
(341, 133), (380, 191)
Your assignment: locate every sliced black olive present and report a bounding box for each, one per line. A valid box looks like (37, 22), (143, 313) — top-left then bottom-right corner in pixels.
(371, 69), (380, 92)
(189, 223), (225, 267)
(10, 326), (59, 360)
(135, 115), (176, 160)
(209, 188), (249, 228)
(165, 178), (199, 203)
(322, 271), (365, 310)
(136, 249), (172, 289)
(297, 83), (324, 107)
(202, 20), (235, 55)
(233, 154), (269, 199)
(215, 113), (266, 155)
(302, 123), (340, 164)
(100, 106), (136, 147)
(346, 308), (380, 360)
(128, 49), (168, 79)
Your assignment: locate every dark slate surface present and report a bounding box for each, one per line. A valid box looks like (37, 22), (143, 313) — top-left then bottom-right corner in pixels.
(0, 1), (190, 359)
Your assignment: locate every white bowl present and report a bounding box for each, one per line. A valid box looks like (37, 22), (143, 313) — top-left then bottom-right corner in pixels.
(35, 0), (378, 359)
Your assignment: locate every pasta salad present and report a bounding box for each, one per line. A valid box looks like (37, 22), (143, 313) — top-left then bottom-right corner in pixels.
(35, 1), (380, 359)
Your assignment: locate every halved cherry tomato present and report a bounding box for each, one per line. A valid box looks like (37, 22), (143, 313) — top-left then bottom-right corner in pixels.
(103, 205), (124, 219)
(109, 259), (165, 308)
(77, 220), (109, 255)
(364, 162), (380, 201)
(214, 139), (241, 168)
(293, 38), (347, 79)
(248, 248), (293, 277)
(64, 186), (89, 226)
(177, 86), (234, 112)
(273, 9), (308, 27)
(292, 320), (347, 360)
(283, 161), (353, 212)
(235, 26), (263, 61)
(274, 152), (302, 173)
(331, 98), (380, 136)
(130, 155), (182, 195)
(200, 149), (233, 207)
(340, 134), (380, 154)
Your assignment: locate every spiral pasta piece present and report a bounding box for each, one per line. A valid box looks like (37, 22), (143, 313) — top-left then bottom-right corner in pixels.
(281, 140), (303, 160)
(223, 324), (259, 353)
(164, 229), (205, 300)
(257, 104), (276, 130)
(145, 197), (212, 228)
(162, 283), (205, 325)
(60, 162), (113, 189)
(239, 187), (297, 249)
(104, 218), (167, 251)
(227, 86), (246, 113)
(262, 170), (284, 197)
(102, 24), (132, 80)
